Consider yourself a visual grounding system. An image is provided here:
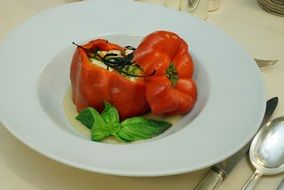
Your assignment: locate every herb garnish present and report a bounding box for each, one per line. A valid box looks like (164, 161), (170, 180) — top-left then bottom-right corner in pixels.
(76, 102), (172, 142)
(72, 42), (155, 77)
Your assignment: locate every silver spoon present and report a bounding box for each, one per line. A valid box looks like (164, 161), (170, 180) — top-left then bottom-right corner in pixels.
(242, 117), (284, 190)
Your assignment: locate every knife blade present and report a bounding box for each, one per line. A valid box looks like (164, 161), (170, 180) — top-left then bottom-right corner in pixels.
(194, 96), (279, 190)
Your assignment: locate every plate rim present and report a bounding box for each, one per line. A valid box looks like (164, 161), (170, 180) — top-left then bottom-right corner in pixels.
(0, 0), (266, 176)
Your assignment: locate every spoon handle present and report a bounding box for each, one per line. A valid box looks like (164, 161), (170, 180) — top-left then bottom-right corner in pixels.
(242, 170), (263, 190)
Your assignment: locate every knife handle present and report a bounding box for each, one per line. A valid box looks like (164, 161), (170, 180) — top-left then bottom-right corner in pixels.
(194, 167), (226, 190)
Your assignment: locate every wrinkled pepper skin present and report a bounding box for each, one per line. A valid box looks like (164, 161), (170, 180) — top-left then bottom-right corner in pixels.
(134, 31), (197, 115)
(70, 39), (150, 119)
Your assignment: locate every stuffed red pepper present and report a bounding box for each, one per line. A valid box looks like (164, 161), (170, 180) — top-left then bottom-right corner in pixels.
(70, 39), (150, 119)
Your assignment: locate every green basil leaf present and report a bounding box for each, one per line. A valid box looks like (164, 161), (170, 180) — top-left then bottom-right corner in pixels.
(101, 102), (120, 126)
(116, 117), (172, 142)
(76, 105), (172, 143)
(76, 107), (111, 141)
(90, 108), (112, 141)
(75, 107), (95, 129)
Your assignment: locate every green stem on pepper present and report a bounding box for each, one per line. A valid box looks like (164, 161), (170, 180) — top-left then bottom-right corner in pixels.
(166, 63), (179, 87)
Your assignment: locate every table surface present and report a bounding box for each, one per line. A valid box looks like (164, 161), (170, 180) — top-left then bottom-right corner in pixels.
(0, 0), (284, 189)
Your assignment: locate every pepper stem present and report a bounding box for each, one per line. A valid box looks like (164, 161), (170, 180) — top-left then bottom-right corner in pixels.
(166, 63), (179, 87)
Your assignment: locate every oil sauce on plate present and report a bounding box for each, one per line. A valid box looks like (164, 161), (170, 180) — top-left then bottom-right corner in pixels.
(63, 87), (181, 143)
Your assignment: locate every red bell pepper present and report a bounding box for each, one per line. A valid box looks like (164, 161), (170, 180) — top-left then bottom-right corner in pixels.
(70, 39), (150, 119)
(134, 31), (197, 115)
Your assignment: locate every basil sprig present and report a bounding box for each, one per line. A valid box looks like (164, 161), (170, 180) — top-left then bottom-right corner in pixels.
(75, 102), (171, 142)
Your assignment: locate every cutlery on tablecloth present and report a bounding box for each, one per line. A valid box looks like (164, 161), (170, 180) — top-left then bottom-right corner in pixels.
(254, 58), (278, 67)
(277, 179), (284, 190)
(194, 97), (279, 190)
(242, 116), (284, 190)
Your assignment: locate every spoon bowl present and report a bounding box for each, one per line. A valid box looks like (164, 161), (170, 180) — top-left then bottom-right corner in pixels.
(242, 117), (284, 190)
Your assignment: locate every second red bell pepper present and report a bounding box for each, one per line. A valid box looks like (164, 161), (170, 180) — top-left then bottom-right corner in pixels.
(134, 31), (197, 115)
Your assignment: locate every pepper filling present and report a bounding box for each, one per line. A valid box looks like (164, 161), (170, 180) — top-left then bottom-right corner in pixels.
(88, 46), (143, 77)
(73, 42), (157, 79)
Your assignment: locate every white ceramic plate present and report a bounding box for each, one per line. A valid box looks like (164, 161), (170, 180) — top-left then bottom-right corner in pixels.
(0, 0), (266, 176)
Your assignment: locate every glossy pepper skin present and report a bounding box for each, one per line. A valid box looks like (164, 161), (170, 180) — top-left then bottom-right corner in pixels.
(70, 39), (150, 119)
(134, 31), (197, 115)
